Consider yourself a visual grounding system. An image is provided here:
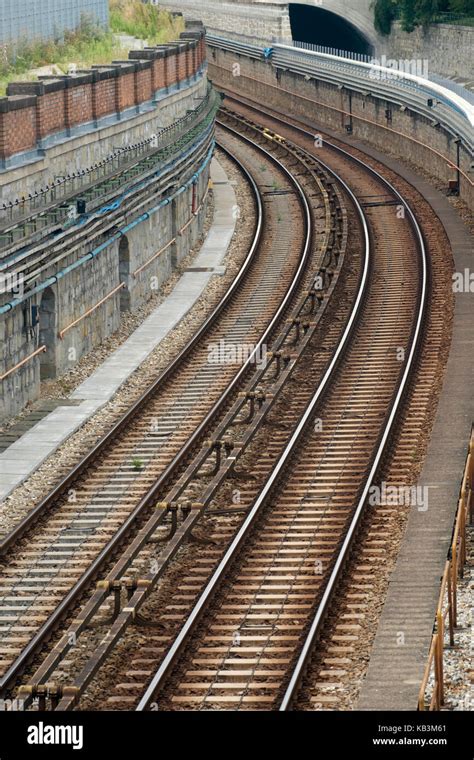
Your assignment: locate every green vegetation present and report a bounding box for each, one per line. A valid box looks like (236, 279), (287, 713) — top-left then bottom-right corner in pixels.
(0, 2), (184, 96)
(373, 0), (398, 34)
(0, 16), (122, 94)
(372, 0), (474, 35)
(110, 0), (184, 43)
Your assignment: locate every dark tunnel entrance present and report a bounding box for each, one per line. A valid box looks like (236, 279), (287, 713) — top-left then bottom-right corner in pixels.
(289, 4), (373, 56)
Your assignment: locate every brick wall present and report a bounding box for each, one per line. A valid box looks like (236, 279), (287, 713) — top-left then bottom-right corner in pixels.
(0, 97), (37, 158)
(178, 46), (189, 81)
(152, 56), (166, 91)
(92, 71), (117, 120)
(0, 22), (205, 162)
(167, 45), (180, 87)
(114, 68), (137, 112)
(65, 77), (94, 129)
(6, 81), (66, 140)
(37, 89), (66, 138)
(136, 65), (153, 104)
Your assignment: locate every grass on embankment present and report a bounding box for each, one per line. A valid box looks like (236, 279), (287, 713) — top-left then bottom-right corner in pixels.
(110, 0), (185, 43)
(0, 3), (184, 96)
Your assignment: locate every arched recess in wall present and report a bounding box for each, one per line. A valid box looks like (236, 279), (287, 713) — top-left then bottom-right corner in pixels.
(39, 286), (57, 380)
(289, 4), (374, 56)
(119, 235), (131, 312)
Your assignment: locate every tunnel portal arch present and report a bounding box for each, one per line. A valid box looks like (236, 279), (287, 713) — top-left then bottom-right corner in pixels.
(289, 3), (375, 56)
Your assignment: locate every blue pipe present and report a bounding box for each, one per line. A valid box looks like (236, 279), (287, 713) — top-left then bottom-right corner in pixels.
(77, 121), (214, 225)
(0, 121), (215, 273)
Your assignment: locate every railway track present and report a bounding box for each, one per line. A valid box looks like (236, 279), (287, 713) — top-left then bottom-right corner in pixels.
(212, 96), (454, 711)
(5, 103), (427, 713)
(3, 101), (431, 712)
(1, 119), (342, 702)
(126, 111), (427, 711)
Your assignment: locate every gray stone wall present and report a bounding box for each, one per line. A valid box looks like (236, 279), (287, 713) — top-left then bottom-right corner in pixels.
(0, 160), (210, 421)
(53, 242), (122, 377)
(381, 22), (474, 80)
(155, 0), (292, 43)
(0, 303), (41, 420)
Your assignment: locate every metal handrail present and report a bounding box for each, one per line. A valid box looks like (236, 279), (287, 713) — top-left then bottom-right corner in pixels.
(418, 428), (473, 710)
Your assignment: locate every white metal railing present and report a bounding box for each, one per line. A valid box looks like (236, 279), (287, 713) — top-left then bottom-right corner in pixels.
(207, 33), (474, 152)
(275, 38), (474, 105)
(272, 37), (373, 63)
(272, 43), (474, 147)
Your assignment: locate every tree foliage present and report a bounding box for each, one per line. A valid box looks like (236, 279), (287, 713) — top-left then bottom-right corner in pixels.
(373, 0), (474, 34)
(448, 0), (474, 11)
(372, 0), (398, 34)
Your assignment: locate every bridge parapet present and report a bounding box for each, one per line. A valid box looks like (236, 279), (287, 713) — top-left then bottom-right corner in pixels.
(0, 22), (206, 173)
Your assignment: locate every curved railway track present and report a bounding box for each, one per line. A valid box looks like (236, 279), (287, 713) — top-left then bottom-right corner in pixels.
(126, 111), (427, 712)
(215, 97), (453, 714)
(1, 121), (341, 702)
(4, 105), (428, 714)
(1, 101), (432, 713)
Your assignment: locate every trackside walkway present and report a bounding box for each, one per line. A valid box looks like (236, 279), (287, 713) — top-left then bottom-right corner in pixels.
(0, 159), (236, 501)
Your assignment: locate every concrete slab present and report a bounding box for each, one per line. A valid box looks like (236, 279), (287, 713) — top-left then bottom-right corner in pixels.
(0, 158), (236, 501)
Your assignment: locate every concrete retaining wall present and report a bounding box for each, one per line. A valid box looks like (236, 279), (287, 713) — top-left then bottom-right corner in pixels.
(0, 156), (211, 421)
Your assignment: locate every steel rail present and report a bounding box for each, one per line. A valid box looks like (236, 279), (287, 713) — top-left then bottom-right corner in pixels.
(0, 142), (262, 694)
(202, 98), (429, 711)
(17, 121), (319, 710)
(0, 129), (313, 697)
(136, 119), (372, 711)
(279, 148), (428, 713)
(0, 136), (245, 557)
